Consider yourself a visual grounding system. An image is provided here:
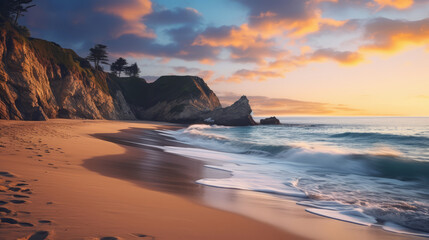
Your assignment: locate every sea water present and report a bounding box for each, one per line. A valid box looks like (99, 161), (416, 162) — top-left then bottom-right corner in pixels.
(157, 117), (429, 237)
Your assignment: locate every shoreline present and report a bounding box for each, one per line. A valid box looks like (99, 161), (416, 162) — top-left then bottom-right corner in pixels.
(93, 125), (426, 240)
(0, 119), (303, 240)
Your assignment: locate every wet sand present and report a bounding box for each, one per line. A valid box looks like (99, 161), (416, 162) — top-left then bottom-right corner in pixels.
(85, 125), (425, 240)
(0, 119), (303, 240)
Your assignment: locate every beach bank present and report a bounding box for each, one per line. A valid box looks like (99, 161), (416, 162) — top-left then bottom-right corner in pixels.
(0, 119), (302, 240)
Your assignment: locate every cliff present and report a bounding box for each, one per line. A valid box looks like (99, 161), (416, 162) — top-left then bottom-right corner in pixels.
(0, 23), (256, 126)
(0, 22), (134, 120)
(111, 75), (221, 123)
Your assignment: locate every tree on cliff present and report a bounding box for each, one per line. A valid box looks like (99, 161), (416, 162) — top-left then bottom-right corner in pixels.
(0, 0), (35, 24)
(87, 44), (109, 70)
(110, 57), (128, 77)
(124, 63), (141, 77)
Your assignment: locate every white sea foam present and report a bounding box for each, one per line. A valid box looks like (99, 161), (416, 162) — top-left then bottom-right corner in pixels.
(305, 208), (377, 226)
(151, 119), (429, 236)
(383, 222), (429, 238)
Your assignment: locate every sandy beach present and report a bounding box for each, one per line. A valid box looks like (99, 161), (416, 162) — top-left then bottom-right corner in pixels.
(0, 119), (303, 240)
(0, 119), (424, 240)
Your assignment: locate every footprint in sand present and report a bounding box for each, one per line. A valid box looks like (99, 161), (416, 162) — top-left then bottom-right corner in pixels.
(13, 194), (30, 199)
(0, 172), (14, 178)
(133, 233), (155, 239)
(38, 220), (52, 224)
(0, 207), (11, 214)
(16, 183), (28, 186)
(9, 187), (21, 192)
(0, 201), (8, 205)
(21, 189), (32, 194)
(11, 200), (26, 204)
(1, 217), (18, 224)
(100, 237), (119, 240)
(18, 222), (34, 227)
(28, 231), (49, 240)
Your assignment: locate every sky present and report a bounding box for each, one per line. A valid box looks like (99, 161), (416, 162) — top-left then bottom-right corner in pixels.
(21, 0), (429, 116)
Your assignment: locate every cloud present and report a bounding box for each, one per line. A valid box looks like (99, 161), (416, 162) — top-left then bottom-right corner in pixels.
(309, 48), (364, 65)
(20, 0), (429, 83)
(214, 69), (284, 83)
(173, 66), (200, 73)
(143, 7), (202, 27)
(373, 0), (414, 9)
(171, 66), (214, 81)
(21, 0), (215, 63)
(233, 0), (346, 37)
(215, 48), (364, 83)
(95, 0), (154, 38)
(218, 93), (362, 115)
(360, 17), (429, 53)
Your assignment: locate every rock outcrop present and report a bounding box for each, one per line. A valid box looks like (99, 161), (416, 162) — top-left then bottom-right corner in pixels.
(260, 116), (281, 125)
(0, 23), (257, 126)
(0, 22), (135, 120)
(203, 96), (257, 126)
(111, 75), (221, 123)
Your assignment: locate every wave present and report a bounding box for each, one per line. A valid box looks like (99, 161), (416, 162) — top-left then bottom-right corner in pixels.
(330, 132), (429, 147)
(164, 125), (429, 182)
(275, 147), (429, 181)
(157, 123), (429, 236)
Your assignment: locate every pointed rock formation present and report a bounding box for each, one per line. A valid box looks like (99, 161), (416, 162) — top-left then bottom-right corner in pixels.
(203, 96), (257, 126)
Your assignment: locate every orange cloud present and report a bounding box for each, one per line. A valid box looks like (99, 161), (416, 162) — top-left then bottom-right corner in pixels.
(310, 49), (364, 65)
(96, 0), (154, 38)
(214, 69), (284, 83)
(193, 24), (275, 49)
(198, 70), (215, 81)
(373, 0), (414, 9)
(218, 93), (363, 116)
(248, 9), (346, 38)
(360, 18), (429, 53)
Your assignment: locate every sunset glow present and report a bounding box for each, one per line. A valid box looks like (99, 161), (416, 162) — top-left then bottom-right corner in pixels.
(21, 0), (429, 116)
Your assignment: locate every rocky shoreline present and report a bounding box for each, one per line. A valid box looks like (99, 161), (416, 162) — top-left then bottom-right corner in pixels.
(0, 23), (256, 126)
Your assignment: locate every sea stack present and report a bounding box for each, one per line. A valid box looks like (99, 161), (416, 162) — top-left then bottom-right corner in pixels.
(260, 116), (281, 125)
(204, 96), (257, 126)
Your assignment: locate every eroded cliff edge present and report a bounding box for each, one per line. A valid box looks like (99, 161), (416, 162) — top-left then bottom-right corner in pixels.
(0, 23), (256, 126)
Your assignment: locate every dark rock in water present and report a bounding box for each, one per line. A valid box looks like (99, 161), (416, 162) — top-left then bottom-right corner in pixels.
(260, 116), (281, 125)
(31, 106), (48, 121)
(204, 96), (257, 126)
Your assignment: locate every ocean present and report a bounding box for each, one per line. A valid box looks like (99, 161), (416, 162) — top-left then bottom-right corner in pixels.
(157, 117), (429, 238)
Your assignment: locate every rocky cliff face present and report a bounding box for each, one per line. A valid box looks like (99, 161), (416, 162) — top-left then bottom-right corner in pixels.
(0, 23), (135, 120)
(111, 75), (221, 123)
(0, 23), (256, 126)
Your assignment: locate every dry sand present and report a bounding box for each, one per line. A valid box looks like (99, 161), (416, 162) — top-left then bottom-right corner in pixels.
(0, 119), (304, 240)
